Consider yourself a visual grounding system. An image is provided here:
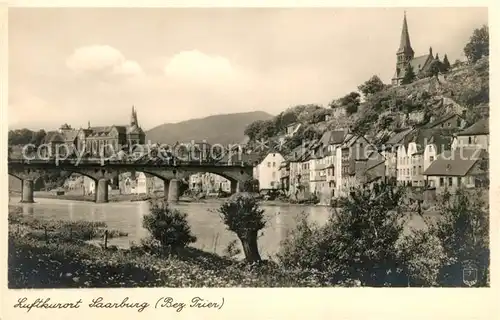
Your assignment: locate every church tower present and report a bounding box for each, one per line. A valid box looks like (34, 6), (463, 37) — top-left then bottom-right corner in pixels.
(393, 12), (415, 84)
(130, 106), (138, 127)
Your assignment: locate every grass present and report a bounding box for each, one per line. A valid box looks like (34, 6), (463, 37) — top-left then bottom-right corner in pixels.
(8, 205), (342, 288)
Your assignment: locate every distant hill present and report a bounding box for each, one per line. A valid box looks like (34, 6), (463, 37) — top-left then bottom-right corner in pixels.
(145, 111), (273, 146)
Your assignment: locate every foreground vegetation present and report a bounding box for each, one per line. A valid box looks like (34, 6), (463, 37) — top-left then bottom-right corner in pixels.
(8, 182), (489, 288)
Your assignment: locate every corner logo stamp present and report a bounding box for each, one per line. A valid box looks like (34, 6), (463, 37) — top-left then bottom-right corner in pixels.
(462, 260), (478, 287)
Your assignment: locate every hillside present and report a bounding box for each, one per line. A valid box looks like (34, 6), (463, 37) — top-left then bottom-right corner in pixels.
(243, 57), (489, 155)
(146, 111), (273, 146)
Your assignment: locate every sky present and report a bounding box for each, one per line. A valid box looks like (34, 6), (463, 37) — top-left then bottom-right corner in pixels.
(8, 7), (488, 131)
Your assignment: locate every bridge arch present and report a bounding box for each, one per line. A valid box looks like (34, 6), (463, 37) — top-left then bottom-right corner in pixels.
(188, 170), (243, 195)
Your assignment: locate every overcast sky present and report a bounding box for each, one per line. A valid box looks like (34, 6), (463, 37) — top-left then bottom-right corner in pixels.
(8, 7), (488, 131)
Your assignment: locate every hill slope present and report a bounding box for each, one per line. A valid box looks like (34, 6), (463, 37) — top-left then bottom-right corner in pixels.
(145, 111), (273, 146)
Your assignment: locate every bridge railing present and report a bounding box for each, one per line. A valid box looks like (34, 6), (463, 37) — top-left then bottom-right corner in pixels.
(8, 157), (252, 167)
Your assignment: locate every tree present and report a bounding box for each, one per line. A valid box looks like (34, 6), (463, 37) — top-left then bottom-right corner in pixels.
(302, 126), (321, 141)
(279, 182), (421, 286)
(428, 59), (442, 78)
(401, 64), (416, 85)
(428, 188), (489, 286)
(310, 108), (331, 124)
(30, 129), (47, 146)
(338, 91), (361, 115)
(442, 54), (451, 72)
(244, 120), (266, 141)
(142, 200), (197, 252)
(464, 25), (489, 63)
(452, 59), (463, 68)
(358, 75), (386, 97)
(218, 193), (266, 263)
(8, 128), (35, 146)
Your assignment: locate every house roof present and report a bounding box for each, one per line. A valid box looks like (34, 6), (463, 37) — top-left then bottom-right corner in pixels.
(319, 129), (349, 146)
(409, 54), (433, 73)
(401, 128), (454, 155)
(44, 131), (64, 143)
(457, 118), (489, 136)
(423, 147), (488, 176)
(423, 113), (461, 129)
(386, 128), (414, 145)
(61, 130), (78, 142)
(126, 125), (143, 134)
(394, 54), (433, 79)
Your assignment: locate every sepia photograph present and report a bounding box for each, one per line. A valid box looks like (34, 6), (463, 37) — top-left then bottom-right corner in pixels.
(7, 7), (489, 289)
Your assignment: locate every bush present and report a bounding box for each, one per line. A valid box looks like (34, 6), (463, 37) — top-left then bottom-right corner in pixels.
(428, 188), (489, 286)
(218, 192), (266, 263)
(278, 182), (426, 286)
(142, 200), (196, 253)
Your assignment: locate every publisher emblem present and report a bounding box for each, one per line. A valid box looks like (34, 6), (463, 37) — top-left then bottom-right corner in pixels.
(462, 260), (478, 287)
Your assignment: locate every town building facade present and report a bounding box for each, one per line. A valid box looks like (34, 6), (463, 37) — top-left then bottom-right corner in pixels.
(254, 152), (285, 190)
(42, 106), (146, 157)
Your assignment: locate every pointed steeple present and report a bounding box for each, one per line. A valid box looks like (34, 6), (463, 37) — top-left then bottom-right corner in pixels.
(429, 46), (433, 58)
(397, 11), (414, 56)
(133, 107), (139, 127)
(130, 106), (137, 126)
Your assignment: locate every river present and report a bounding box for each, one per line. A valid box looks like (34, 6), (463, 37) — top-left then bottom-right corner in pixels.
(8, 196), (428, 259)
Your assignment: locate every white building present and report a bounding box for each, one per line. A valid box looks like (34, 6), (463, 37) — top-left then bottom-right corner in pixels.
(254, 152), (285, 190)
(451, 118), (489, 151)
(395, 129), (454, 187)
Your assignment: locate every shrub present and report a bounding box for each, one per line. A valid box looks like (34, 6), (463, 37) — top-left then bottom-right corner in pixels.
(278, 182), (418, 286)
(218, 193), (266, 263)
(398, 229), (446, 286)
(428, 188), (489, 286)
(142, 200), (196, 253)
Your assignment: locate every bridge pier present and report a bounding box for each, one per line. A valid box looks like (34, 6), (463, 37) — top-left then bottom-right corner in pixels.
(167, 179), (180, 203)
(21, 179), (35, 203)
(95, 179), (109, 203)
(230, 180), (242, 194)
(163, 180), (170, 201)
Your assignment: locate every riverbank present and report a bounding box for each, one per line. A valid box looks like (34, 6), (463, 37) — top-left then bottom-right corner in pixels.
(8, 190), (159, 203)
(7, 206), (338, 288)
(10, 190), (329, 207)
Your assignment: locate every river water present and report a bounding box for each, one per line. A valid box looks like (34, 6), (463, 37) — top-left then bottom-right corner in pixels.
(9, 196), (427, 259)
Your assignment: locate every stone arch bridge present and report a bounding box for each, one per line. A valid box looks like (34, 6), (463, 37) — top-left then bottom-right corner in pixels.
(8, 159), (254, 203)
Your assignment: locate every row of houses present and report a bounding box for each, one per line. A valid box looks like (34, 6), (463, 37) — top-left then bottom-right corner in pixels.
(253, 114), (489, 203)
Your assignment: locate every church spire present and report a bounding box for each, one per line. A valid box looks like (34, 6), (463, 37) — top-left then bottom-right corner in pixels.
(397, 11), (414, 56)
(130, 106), (137, 126)
(130, 105), (139, 127)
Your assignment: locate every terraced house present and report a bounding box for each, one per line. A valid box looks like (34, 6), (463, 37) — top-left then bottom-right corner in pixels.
(424, 118), (490, 193)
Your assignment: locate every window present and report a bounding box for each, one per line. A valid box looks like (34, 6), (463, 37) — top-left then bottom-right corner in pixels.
(412, 166), (416, 176)
(270, 182), (274, 187)
(267, 162), (271, 167)
(439, 177), (444, 186)
(457, 177), (462, 186)
(418, 165), (422, 175)
(448, 177), (453, 187)
(430, 156), (435, 162)
(273, 162), (276, 167)
(468, 137), (472, 144)
(448, 122), (451, 127)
